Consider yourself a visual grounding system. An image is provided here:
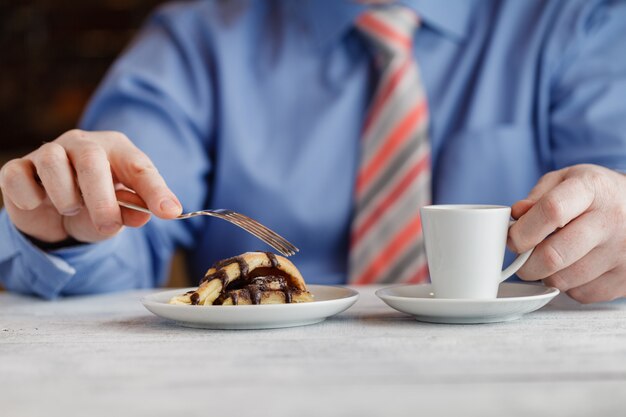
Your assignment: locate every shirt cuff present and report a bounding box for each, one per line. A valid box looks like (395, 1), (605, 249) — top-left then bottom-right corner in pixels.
(0, 210), (118, 299)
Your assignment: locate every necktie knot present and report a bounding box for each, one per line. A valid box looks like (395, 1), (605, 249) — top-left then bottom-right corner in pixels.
(356, 6), (419, 60)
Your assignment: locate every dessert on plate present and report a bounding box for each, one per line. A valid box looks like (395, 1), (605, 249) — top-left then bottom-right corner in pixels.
(168, 251), (314, 306)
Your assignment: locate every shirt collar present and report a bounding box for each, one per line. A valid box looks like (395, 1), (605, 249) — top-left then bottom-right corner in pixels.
(303, 0), (477, 50)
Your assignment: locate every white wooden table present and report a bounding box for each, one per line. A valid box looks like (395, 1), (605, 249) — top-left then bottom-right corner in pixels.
(1, 286), (625, 417)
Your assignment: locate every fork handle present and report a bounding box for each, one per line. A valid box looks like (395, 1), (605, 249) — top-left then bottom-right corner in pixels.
(118, 200), (153, 215)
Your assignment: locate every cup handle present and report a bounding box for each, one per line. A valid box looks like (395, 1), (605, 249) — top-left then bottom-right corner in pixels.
(500, 220), (535, 283)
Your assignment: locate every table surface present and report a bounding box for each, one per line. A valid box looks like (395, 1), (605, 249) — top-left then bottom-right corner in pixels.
(1, 285), (625, 417)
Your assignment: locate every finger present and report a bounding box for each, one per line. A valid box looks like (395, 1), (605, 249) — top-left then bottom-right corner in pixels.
(61, 190), (149, 242)
(62, 209), (124, 243)
(511, 199), (534, 220)
(60, 134), (123, 236)
(0, 158), (46, 210)
(526, 168), (568, 201)
(3, 195), (71, 242)
(511, 169), (569, 230)
(28, 142), (83, 216)
(566, 268), (626, 304)
(116, 189), (151, 228)
(542, 246), (615, 292)
(97, 132), (182, 218)
(516, 211), (605, 280)
(508, 176), (595, 253)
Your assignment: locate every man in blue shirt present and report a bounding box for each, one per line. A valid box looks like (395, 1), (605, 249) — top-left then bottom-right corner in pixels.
(1, 0), (625, 303)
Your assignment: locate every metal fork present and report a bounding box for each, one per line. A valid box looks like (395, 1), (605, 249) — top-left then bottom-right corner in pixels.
(117, 200), (299, 257)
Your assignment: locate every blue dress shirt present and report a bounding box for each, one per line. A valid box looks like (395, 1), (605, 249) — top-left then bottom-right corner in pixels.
(2, 0), (626, 298)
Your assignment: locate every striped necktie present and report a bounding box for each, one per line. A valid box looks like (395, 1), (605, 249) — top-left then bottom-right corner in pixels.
(349, 6), (431, 285)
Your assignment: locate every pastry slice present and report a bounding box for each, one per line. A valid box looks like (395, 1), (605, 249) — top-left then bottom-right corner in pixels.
(168, 252), (314, 306)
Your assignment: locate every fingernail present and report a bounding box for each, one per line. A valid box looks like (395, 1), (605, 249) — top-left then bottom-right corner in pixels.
(160, 199), (181, 214)
(99, 222), (121, 235)
(62, 207), (82, 216)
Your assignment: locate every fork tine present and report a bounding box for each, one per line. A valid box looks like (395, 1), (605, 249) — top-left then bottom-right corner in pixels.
(204, 211), (297, 256)
(228, 219), (295, 256)
(224, 212), (299, 254)
(223, 214), (297, 255)
(240, 225), (296, 255)
(219, 212), (282, 237)
(117, 200), (298, 256)
(225, 214), (286, 243)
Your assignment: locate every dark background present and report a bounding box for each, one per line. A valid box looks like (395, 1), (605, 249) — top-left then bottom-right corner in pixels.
(0, 0), (193, 289)
(0, 0), (163, 155)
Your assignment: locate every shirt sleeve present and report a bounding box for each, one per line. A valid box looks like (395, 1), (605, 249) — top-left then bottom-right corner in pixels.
(0, 4), (214, 299)
(549, 0), (626, 171)
(0, 209), (76, 299)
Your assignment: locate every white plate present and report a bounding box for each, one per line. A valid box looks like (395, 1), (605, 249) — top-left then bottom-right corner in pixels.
(141, 285), (359, 330)
(376, 283), (559, 324)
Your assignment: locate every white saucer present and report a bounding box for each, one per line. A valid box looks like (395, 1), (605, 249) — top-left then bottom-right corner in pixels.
(141, 285), (359, 330)
(376, 283), (559, 324)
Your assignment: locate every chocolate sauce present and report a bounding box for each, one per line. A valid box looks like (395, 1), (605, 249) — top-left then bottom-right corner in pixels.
(190, 292), (200, 305)
(251, 275), (294, 304)
(198, 252), (295, 305)
(249, 286), (262, 305)
(230, 292), (239, 305)
(236, 257), (249, 279)
(265, 252), (280, 268)
(203, 255), (250, 283)
(213, 255), (238, 270)
(283, 287), (293, 303)
(216, 269), (228, 284)
(263, 252), (291, 301)
(213, 255), (250, 279)
(202, 269), (228, 286)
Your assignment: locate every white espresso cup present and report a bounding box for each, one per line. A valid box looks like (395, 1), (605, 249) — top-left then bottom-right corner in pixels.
(420, 204), (535, 299)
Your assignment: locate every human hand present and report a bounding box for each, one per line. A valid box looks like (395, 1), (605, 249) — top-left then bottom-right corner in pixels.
(508, 164), (626, 303)
(0, 130), (182, 244)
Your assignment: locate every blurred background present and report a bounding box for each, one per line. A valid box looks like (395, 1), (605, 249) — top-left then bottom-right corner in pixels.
(0, 0), (190, 289)
(0, 0), (163, 155)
